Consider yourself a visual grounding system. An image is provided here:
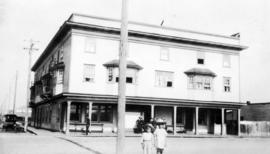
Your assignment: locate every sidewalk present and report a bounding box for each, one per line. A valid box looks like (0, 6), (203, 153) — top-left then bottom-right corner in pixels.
(27, 126), (64, 137)
(27, 126), (232, 138)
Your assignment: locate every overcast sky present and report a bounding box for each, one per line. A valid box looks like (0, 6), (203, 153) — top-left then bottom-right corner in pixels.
(0, 0), (269, 112)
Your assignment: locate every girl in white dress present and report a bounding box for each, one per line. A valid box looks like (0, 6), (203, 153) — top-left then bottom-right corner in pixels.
(141, 126), (154, 154)
(154, 124), (167, 154)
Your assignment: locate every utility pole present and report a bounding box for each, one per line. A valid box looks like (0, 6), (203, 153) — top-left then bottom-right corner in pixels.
(23, 39), (38, 132)
(116, 0), (129, 154)
(12, 71), (18, 114)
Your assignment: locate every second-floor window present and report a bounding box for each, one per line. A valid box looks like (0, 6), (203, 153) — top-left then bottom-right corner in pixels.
(53, 52), (58, 64)
(223, 77), (231, 92)
(197, 52), (205, 65)
(223, 54), (231, 68)
(83, 64), (95, 82)
(107, 67), (138, 84)
(58, 47), (64, 62)
(57, 69), (64, 84)
(160, 47), (169, 61)
(155, 71), (173, 87)
(85, 37), (96, 53)
(188, 75), (213, 90)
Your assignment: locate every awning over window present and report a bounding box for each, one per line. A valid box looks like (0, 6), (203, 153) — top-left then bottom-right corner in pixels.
(103, 59), (143, 70)
(184, 68), (217, 77)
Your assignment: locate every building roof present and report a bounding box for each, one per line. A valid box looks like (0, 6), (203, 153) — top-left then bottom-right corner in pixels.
(103, 59), (143, 70)
(184, 68), (217, 77)
(32, 13), (248, 71)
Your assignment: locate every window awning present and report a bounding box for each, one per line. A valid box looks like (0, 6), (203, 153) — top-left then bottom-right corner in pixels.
(103, 59), (143, 70)
(184, 68), (217, 77)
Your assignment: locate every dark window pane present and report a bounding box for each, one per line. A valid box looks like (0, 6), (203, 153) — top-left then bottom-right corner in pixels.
(199, 109), (207, 125)
(126, 77), (133, 83)
(167, 81), (173, 87)
(116, 77), (133, 84)
(197, 58), (204, 64)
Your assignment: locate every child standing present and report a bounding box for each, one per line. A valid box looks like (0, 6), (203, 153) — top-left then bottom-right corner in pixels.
(154, 124), (168, 154)
(141, 126), (154, 154)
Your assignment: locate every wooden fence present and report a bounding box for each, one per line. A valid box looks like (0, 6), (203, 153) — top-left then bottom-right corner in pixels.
(240, 121), (270, 136)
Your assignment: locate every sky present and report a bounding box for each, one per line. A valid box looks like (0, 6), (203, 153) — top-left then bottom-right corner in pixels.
(0, 0), (269, 113)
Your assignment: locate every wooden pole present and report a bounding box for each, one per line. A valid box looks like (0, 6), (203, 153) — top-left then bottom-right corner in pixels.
(12, 71), (18, 114)
(24, 40), (38, 132)
(117, 0), (129, 153)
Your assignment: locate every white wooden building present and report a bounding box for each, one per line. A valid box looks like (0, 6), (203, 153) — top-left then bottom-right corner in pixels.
(30, 13), (247, 135)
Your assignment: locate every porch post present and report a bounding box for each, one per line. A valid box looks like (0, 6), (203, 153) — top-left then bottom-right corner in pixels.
(173, 106), (177, 135)
(221, 108), (225, 136)
(88, 102), (93, 132)
(66, 101), (71, 134)
(81, 104), (86, 123)
(151, 104), (155, 119)
(238, 108), (241, 136)
(33, 108), (36, 127)
(195, 107), (199, 135)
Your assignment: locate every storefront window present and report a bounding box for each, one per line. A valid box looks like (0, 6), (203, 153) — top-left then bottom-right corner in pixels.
(91, 104), (112, 123)
(199, 109), (207, 125)
(70, 104), (81, 121)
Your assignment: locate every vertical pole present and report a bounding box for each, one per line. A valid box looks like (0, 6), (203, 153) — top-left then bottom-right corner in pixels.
(88, 102), (92, 133)
(173, 106), (177, 135)
(238, 109), (241, 136)
(221, 108), (225, 135)
(24, 40), (38, 132)
(117, 0), (129, 154)
(66, 101), (71, 134)
(195, 107), (199, 135)
(151, 104), (155, 119)
(13, 71), (18, 114)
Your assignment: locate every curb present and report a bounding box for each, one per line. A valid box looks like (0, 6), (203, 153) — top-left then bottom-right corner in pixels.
(27, 128), (38, 135)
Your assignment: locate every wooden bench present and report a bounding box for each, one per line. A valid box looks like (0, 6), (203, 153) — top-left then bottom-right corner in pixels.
(90, 123), (104, 133)
(70, 122), (104, 133)
(166, 124), (186, 133)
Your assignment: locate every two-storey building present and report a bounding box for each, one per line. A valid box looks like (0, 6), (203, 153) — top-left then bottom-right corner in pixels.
(30, 13), (247, 135)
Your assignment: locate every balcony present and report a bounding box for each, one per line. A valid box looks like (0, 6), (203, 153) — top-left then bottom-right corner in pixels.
(49, 62), (65, 71)
(40, 86), (53, 100)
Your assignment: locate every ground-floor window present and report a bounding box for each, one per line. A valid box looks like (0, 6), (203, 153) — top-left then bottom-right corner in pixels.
(70, 104), (82, 122)
(176, 108), (184, 124)
(91, 104), (113, 123)
(199, 108), (207, 125)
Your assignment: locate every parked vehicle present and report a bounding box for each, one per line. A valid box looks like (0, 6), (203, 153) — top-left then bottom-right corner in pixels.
(2, 114), (24, 132)
(2, 114), (17, 131)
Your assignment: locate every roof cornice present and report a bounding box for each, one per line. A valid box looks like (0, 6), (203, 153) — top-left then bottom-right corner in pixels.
(32, 16), (248, 71)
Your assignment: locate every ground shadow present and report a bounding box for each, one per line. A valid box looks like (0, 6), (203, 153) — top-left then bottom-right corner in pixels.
(57, 137), (102, 154)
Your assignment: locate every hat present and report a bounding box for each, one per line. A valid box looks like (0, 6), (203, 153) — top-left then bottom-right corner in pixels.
(155, 118), (166, 125)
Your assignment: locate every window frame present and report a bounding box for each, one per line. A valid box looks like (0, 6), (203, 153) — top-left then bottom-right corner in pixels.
(83, 64), (95, 83)
(155, 70), (174, 88)
(107, 67), (138, 85)
(223, 54), (231, 68)
(160, 47), (170, 61)
(187, 75), (213, 91)
(197, 52), (205, 65)
(223, 77), (231, 92)
(84, 37), (96, 53)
